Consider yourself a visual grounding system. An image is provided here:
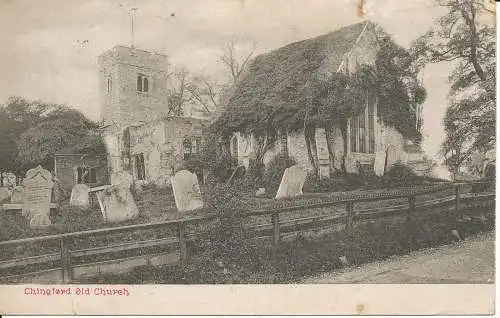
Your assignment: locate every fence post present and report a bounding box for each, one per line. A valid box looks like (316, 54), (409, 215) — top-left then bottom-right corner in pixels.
(272, 212), (280, 256)
(345, 201), (354, 231)
(455, 184), (461, 213)
(407, 196), (416, 222)
(178, 222), (187, 265)
(60, 237), (72, 283)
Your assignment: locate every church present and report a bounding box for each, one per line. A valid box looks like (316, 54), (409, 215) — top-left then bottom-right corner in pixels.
(99, 45), (210, 187)
(55, 45), (210, 192)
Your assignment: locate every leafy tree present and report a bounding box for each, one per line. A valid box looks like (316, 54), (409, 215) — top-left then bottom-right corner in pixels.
(0, 96), (62, 180)
(411, 0), (495, 176)
(0, 109), (23, 185)
(13, 104), (102, 173)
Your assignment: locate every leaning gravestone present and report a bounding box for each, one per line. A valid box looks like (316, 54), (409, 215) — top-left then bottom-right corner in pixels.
(22, 165), (54, 229)
(171, 170), (204, 212)
(11, 186), (24, 203)
(100, 185), (140, 223)
(98, 171), (139, 222)
(385, 145), (401, 171)
(275, 165), (307, 199)
(373, 151), (387, 177)
(70, 184), (90, 208)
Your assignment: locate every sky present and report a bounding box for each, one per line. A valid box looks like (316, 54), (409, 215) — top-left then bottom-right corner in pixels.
(0, 0), (458, 161)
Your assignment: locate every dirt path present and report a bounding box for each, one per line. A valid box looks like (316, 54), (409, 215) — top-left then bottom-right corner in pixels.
(302, 231), (495, 284)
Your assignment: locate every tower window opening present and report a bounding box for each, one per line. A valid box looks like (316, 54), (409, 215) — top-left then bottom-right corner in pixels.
(137, 74), (149, 93)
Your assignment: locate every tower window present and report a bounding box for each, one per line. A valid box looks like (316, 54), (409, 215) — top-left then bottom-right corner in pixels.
(137, 74), (149, 93)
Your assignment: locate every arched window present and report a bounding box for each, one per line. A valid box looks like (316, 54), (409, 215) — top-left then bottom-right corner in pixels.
(183, 138), (193, 160)
(137, 75), (143, 92)
(350, 88), (376, 154)
(137, 74), (150, 93)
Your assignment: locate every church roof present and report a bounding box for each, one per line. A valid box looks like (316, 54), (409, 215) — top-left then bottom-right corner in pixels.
(224, 21), (374, 114)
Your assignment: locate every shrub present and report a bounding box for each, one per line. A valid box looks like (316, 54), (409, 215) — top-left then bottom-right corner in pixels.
(201, 184), (263, 273)
(263, 154), (297, 196)
(303, 173), (331, 193)
(382, 162), (422, 187)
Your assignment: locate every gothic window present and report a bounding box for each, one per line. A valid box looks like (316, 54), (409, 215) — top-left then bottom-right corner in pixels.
(368, 90), (376, 153)
(133, 153), (146, 180)
(76, 167), (88, 184)
(76, 167), (98, 184)
(193, 137), (202, 154)
(89, 168), (97, 183)
(280, 131), (288, 154)
(183, 138), (193, 160)
(350, 89), (376, 154)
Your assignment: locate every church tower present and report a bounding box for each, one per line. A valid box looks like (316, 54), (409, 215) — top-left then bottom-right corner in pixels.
(98, 45), (171, 129)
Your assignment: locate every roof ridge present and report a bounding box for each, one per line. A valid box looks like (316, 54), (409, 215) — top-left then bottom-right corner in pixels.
(336, 20), (371, 73)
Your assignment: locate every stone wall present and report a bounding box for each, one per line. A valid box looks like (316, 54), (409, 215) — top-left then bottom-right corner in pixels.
(234, 119), (405, 178)
(126, 117), (206, 186)
(54, 154), (109, 193)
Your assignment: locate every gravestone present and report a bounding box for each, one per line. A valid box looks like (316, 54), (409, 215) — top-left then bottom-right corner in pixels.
(22, 165), (54, 229)
(0, 187), (11, 203)
(275, 165), (307, 199)
(100, 184), (140, 223)
(11, 186), (24, 203)
(70, 184), (90, 208)
(226, 165), (246, 184)
(171, 170), (204, 212)
(385, 145), (401, 171)
(373, 151), (386, 177)
(110, 170), (133, 188)
(483, 161), (495, 180)
(345, 157), (360, 174)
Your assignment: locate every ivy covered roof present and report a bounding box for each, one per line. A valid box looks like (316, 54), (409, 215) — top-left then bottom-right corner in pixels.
(224, 21), (371, 119)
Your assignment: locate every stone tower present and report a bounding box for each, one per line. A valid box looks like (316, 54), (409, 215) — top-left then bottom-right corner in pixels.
(98, 45), (170, 129)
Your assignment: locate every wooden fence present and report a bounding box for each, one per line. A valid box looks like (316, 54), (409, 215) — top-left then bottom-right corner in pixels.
(0, 181), (494, 284)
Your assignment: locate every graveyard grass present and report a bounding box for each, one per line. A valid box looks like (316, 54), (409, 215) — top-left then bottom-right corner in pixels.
(0, 170), (493, 284)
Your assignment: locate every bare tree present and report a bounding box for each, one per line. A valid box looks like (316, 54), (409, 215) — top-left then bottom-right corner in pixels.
(166, 68), (192, 116)
(186, 75), (222, 114)
(219, 36), (257, 85)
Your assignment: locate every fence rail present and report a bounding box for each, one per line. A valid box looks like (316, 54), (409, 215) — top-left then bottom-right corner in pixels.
(0, 181), (494, 283)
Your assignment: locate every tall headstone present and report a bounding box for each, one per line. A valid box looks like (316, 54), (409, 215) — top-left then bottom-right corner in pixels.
(22, 165), (54, 229)
(171, 170), (204, 212)
(11, 186), (24, 203)
(373, 151), (386, 177)
(275, 165), (307, 199)
(70, 184), (90, 208)
(385, 145), (401, 172)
